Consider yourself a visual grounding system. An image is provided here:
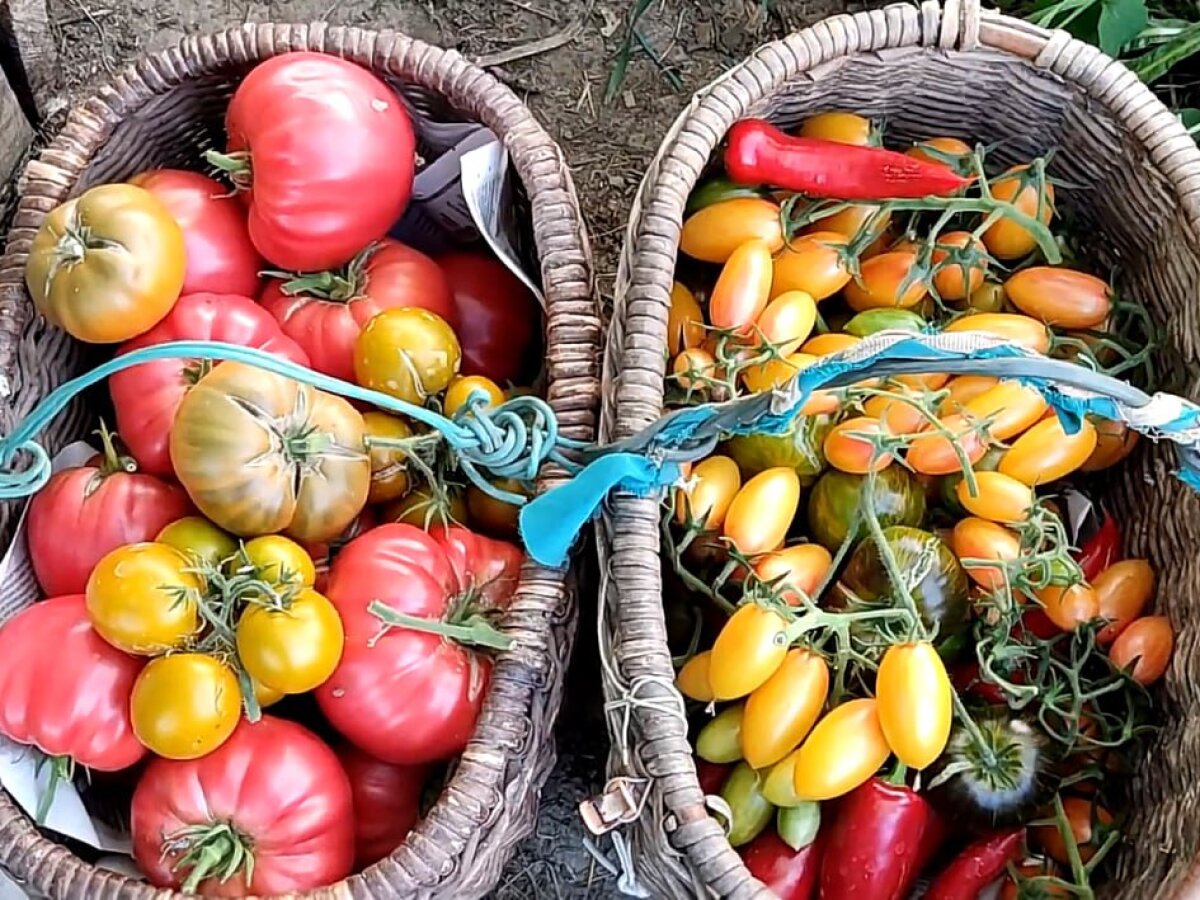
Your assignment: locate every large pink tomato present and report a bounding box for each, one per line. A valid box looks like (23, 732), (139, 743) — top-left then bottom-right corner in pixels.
(219, 52), (416, 271)
(0, 595), (146, 773)
(26, 439), (191, 596)
(260, 240), (456, 382)
(109, 292), (310, 476)
(128, 169), (264, 297)
(131, 716), (355, 896)
(316, 524), (523, 765)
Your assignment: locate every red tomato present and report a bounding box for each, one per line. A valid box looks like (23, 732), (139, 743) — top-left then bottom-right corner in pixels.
(110, 292), (310, 476)
(1109, 616), (1173, 685)
(316, 524), (523, 764)
(438, 251), (542, 385)
(220, 52), (415, 271)
(128, 169), (264, 297)
(0, 595), (146, 771)
(339, 744), (428, 869)
(132, 716), (355, 895)
(300, 508), (379, 594)
(26, 441), (191, 596)
(260, 240), (456, 383)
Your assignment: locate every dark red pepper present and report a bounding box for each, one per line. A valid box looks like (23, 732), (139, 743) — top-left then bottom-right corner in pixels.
(1074, 510), (1120, 582)
(923, 829), (1025, 900)
(696, 759), (732, 796)
(742, 828), (823, 900)
(818, 774), (945, 900)
(724, 119), (971, 200)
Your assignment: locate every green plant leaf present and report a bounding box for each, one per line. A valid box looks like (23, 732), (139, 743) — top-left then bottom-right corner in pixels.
(1178, 108), (1200, 136)
(1098, 0), (1149, 55)
(1128, 21), (1200, 83)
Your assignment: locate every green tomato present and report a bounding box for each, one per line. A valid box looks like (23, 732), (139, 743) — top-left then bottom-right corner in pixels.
(807, 466), (926, 553)
(725, 413), (832, 479)
(696, 705), (744, 764)
(719, 762), (775, 847)
(844, 308), (926, 337)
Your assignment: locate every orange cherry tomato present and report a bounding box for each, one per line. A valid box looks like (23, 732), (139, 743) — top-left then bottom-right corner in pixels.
(742, 648), (830, 769)
(799, 112), (874, 146)
(952, 517), (1021, 590)
(999, 417), (1098, 486)
(1030, 797), (1114, 866)
(771, 232), (853, 301)
(753, 291), (817, 355)
(742, 351), (812, 393)
(875, 642), (952, 770)
(844, 252), (928, 311)
(802, 332), (859, 356)
(944, 313), (1052, 354)
(668, 282), (707, 356)
(824, 417), (892, 474)
(680, 198), (784, 263)
(723, 468), (801, 556)
(443, 375), (505, 417)
(905, 414), (988, 475)
(1093, 559), (1155, 645)
(982, 165), (1055, 260)
(792, 699), (891, 801)
(677, 651), (714, 702)
(675, 455), (741, 530)
(906, 136), (972, 169)
(710, 239), (774, 333)
(1081, 419), (1139, 472)
(1004, 267), (1111, 329)
(940, 375), (1000, 415)
(709, 604), (790, 700)
(1037, 583), (1100, 632)
(962, 380), (1048, 442)
(1109, 615), (1173, 685)
(955, 471), (1035, 522)
(811, 205), (892, 242)
(863, 391), (930, 437)
(752, 544), (834, 604)
(672, 347), (717, 391)
(894, 372), (951, 392)
(931, 231), (987, 301)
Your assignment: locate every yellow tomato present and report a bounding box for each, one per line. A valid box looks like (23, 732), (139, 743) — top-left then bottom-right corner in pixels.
(156, 517), (238, 568)
(802, 332), (859, 356)
(251, 677), (285, 709)
(1004, 267), (1112, 330)
(711, 239), (774, 333)
(762, 748), (806, 806)
(722, 467), (801, 556)
(672, 347), (718, 391)
(754, 291), (817, 355)
(939, 376), (1000, 415)
(824, 416), (892, 474)
(751, 544), (833, 605)
(86, 542), (202, 655)
(876, 642), (952, 770)
(932, 231), (987, 301)
(675, 455), (742, 530)
(677, 651), (715, 702)
(444, 375), (505, 417)
(905, 414), (988, 475)
(792, 699), (891, 801)
(741, 351), (817, 395)
(236, 589), (344, 694)
(999, 417), (1098, 485)
(962, 381), (1048, 442)
(241, 534), (317, 589)
(742, 649), (829, 769)
(863, 391), (930, 437)
(844, 252), (928, 311)
(906, 137), (972, 169)
(982, 165), (1055, 260)
(354, 308), (461, 404)
(811, 205), (891, 242)
(361, 411), (414, 504)
(696, 704), (744, 764)
(943, 313), (1051, 354)
(1081, 419), (1139, 472)
(668, 282), (707, 355)
(955, 471), (1035, 522)
(952, 517), (1021, 590)
(384, 484), (468, 529)
(800, 111), (874, 145)
(130, 653), (241, 760)
(771, 232), (852, 301)
(680, 198), (785, 263)
(709, 604), (790, 700)
(1037, 583), (1100, 632)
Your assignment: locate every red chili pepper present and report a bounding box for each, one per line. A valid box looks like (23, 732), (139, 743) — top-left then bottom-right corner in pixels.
(742, 828), (824, 900)
(923, 829), (1025, 900)
(818, 774), (945, 900)
(696, 759), (732, 796)
(1075, 510), (1120, 582)
(724, 119), (970, 200)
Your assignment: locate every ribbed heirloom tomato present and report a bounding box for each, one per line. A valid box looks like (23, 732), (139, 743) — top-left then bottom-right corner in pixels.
(316, 524), (523, 764)
(216, 52), (415, 271)
(110, 292), (311, 476)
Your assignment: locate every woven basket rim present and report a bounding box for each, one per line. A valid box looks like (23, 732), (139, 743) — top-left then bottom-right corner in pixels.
(598, 2), (1200, 898)
(0, 21), (599, 900)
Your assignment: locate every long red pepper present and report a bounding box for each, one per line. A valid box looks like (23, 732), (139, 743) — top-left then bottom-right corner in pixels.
(1075, 510), (1120, 582)
(818, 774), (945, 900)
(923, 829), (1025, 900)
(724, 119), (971, 200)
(742, 829), (824, 900)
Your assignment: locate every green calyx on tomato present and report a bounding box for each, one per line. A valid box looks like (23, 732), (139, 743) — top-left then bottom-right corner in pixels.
(162, 820), (255, 894)
(808, 466), (926, 552)
(725, 412), (832, 478)
(266, 242), (381, 302)
(204, 149), (253, 188)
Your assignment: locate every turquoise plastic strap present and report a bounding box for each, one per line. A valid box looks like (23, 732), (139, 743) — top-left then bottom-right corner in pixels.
(0, 341), (584, 504)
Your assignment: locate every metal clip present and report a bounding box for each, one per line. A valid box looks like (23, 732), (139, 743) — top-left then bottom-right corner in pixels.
(578, 776), (649, 835)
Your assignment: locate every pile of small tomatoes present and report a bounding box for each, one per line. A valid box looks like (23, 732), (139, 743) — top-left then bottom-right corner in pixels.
(664, 112), (1173, 899)
(0, 51), (542, 896)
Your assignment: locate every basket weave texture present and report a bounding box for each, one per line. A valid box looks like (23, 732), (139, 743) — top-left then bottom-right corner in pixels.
(598, 1), (1200, 898)
(0, 21), (600, 900)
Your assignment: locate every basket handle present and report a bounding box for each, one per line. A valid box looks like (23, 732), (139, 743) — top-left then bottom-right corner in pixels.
(520, 330), (1200, 567)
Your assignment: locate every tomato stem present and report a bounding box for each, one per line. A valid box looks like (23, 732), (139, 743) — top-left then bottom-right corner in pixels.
(265, 243), (378, 301)
(367, 600), (513, 650)
(93, 420), (136, 477)
(204, 150), (252, 189)
(164, 821), (255, 894)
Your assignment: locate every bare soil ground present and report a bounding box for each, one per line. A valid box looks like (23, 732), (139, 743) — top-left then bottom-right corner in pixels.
(37, 0), (843, 895)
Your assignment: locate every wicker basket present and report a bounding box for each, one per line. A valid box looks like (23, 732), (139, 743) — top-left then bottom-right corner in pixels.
(597, 1), (1200, 897)
(0, 22), (599, 900)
